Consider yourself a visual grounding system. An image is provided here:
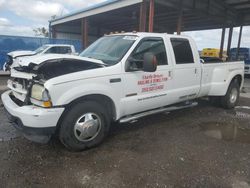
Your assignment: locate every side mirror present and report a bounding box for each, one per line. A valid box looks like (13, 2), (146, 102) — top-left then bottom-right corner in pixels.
(143, 52), (157, 72)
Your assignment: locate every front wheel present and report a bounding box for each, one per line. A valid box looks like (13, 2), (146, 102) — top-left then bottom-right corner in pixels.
(221, 81), (240, 109)
(59, 101), (110, 151)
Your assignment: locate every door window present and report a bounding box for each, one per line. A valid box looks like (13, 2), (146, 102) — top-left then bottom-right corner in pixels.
(58, 46), (72, 54)
(127, 38), (168, 70)
(45, 46), (72, 54)
(171, 38), (194, 64)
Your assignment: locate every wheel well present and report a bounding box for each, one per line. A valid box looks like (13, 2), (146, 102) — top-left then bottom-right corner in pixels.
(55, 94), (116, 131)
(231, 74), (242, 86)
(69, 94), (116, 120)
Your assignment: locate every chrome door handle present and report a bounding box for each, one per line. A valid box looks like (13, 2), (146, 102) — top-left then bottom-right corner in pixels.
(195, 68), (197, 74)
(168, 71), (172, 77)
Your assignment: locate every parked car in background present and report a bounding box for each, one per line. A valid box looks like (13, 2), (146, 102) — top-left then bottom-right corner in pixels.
(1, 32), (244, 151)
(201, 48), (227, 62)
(3, 44), (77, 71)
(229, 47), (250, 75)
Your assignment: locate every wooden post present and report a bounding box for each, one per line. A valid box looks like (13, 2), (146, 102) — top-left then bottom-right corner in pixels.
(139, 0), (147, 32)
(236, 26), (243, 60)
(81, 18), (88, 49)
(177, 0), (183, 35)
(227, 27), (233, 57)
(148, 0), (155, 32)
(219, 28), (226, 59)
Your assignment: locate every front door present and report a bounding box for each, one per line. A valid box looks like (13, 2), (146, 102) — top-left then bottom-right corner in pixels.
(121, 37), (174, 116)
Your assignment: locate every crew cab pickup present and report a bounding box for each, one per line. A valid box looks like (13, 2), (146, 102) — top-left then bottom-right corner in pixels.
(3, 44), (77, 71)
(1, 33), (244, 151)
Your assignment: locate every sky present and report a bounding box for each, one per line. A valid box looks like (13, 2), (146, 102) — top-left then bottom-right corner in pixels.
(0, 0), (250, 50)
(0, 0), (106, 36)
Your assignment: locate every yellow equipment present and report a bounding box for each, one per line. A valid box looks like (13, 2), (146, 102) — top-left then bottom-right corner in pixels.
(201, 48), (227, 61)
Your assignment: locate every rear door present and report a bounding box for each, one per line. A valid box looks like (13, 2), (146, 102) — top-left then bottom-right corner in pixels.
(170, 38), (201, 101)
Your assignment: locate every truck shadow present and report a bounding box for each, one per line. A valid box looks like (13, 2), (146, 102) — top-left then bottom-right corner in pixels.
(108, 99), (214, 136)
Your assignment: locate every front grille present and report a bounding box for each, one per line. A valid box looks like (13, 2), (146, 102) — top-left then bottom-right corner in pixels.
(8, 77), (32, 105)
(10, 77), (30, 90)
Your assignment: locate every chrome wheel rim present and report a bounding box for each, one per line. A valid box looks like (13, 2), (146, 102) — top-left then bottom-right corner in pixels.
(74, 113), (101, 142)
(230, 88), (238, 104)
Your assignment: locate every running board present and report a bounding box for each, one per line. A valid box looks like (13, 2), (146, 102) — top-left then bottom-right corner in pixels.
(119, 102), (198, 123)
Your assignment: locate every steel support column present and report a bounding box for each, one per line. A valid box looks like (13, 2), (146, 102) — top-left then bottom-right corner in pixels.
(227, 27), (233, 57)
(148, 0), (155, 32)
(51, 26), (56, 39)
(81, 18), (88, 50)
(139, 0), (147, 32)
(177, 0), (183, 35)
(236, 26), (243, 60)
(49, 22), (52, 39)
(219, 28), (226, 59)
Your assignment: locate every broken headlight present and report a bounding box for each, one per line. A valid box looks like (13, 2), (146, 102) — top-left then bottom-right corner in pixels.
(30, 84), (52, 108)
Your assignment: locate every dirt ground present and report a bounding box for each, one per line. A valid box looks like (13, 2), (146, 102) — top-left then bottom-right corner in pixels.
(1, 76), (250, 188)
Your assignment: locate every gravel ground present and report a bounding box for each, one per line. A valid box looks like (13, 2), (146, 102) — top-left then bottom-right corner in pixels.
(0, 77), (250, 187)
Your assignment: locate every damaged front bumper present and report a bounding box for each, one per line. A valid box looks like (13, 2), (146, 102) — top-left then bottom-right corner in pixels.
(1, 90), (64, 143)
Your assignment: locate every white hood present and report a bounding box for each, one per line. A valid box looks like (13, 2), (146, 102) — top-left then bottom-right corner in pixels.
(10, 54), (106, 80)
(8, 50), (36, 58)
(14, 54), (105, 67)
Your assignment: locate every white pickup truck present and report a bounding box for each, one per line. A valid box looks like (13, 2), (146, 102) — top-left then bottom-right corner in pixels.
(3, 44), (77, 71)
(1, 32), (244, 151)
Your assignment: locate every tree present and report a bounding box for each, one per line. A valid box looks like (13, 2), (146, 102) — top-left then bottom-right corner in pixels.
(33, 27), (49, 37)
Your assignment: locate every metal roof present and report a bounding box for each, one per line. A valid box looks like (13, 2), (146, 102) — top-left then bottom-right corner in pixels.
(50, 0), (121, 23)
(50, 0), (142, 26)
(50, 0), (250, 34)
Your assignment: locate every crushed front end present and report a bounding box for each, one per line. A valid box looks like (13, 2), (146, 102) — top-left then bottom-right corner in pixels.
(1, 70), (64, 143)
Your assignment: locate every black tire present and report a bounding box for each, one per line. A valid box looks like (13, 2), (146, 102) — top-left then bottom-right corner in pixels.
(221, 80), (240, 109)
(59, 101), (110, 151)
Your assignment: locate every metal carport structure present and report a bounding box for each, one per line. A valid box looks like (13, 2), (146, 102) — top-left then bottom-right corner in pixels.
(49, 0), (250, 57)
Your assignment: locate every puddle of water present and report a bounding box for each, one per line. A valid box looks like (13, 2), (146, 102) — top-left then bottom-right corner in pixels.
(200, 122), (250, 144)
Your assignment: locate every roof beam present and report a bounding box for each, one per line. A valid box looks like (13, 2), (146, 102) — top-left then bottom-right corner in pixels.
(51, 0), (142, 26)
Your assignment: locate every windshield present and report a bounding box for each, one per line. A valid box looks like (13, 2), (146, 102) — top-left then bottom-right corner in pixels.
(35, 45), (49, 54)
(80, 35), (137, 65)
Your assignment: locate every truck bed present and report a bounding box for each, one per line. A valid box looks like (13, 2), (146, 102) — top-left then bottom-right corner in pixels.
(199, 61), (244, 97)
